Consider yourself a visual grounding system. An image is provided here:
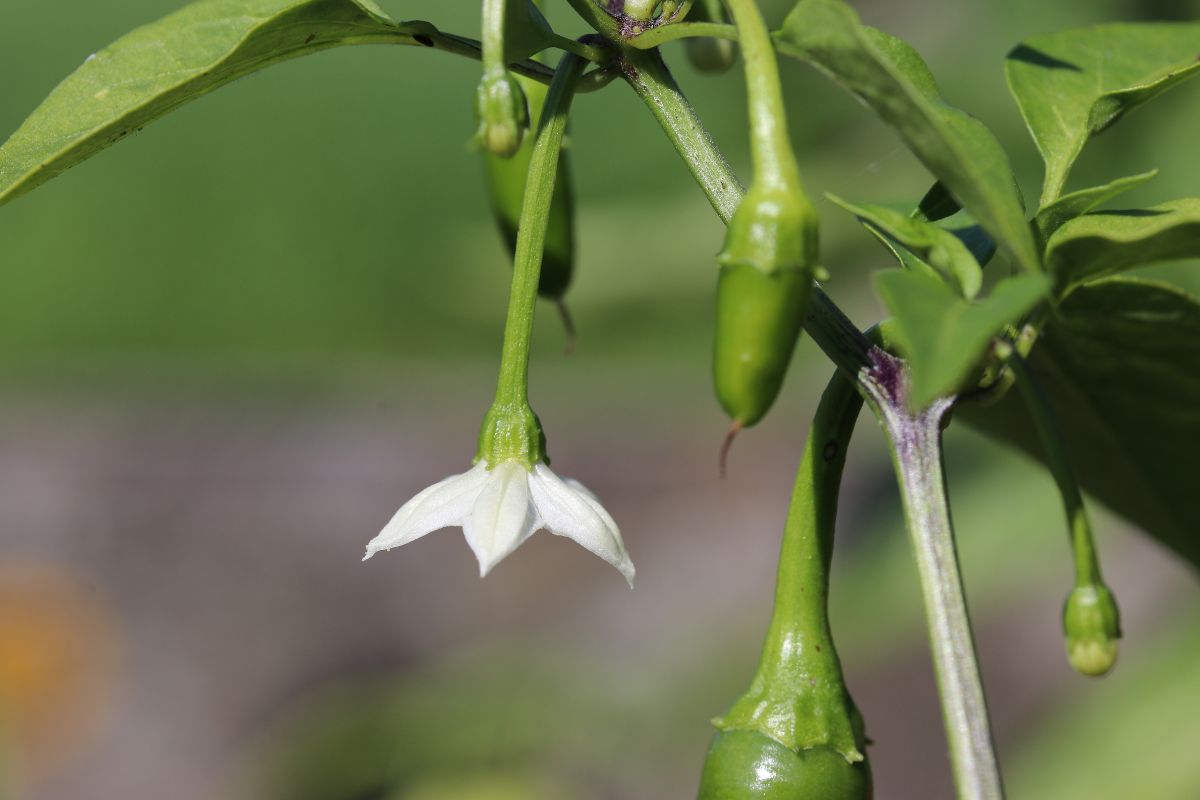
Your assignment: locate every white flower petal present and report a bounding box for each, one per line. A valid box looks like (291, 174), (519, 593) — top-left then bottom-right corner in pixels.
(463, 460), (539, 576)
(530, 464), (635, 586)
(363, 462), (490, 560)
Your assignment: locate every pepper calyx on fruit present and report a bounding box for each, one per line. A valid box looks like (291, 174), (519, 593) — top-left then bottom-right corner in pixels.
(718, 184), (819, 276)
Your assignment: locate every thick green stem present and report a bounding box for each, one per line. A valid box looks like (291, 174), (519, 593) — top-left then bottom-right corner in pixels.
(722, 0), (802, 191)
(860, 348), (1004, 800)
(481, 0), (507, 72)
(493, 54), (585, 406)
(998, 345), (1102, 587)
(619, 47), (873, 378)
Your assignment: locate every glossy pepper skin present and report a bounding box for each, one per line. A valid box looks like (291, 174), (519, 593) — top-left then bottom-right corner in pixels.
(699, 731), (872, 800)
(483, 71), (575, 299)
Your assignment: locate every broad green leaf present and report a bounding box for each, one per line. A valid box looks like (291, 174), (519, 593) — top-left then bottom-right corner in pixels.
(1046, 199), (1200, 290)
(830, 194), (982, 299)
(0, 0), (421, 206)
(776, 0), (1041, 275)
(1033, 170), (1158, 245)
(875, 269), (1049, 408)
(1006, 23), (1200, 206)
(962, 278), (1200, 568)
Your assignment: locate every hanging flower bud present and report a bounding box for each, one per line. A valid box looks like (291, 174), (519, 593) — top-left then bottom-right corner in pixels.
(474, 67), (530, 159)
(1063, 583), (1121, 677)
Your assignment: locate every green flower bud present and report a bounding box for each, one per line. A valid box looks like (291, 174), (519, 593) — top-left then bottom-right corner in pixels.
(699, 731), (872, 800)
(475, 68), (530, 159)
(1063, 583), (1121, 677)
(621, 0), (659, 22)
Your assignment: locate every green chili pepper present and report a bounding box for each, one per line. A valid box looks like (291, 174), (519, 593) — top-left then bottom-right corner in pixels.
(699, 372), (871, 799)
(685, 0), (738, 73)
(714, 0), (820, 460)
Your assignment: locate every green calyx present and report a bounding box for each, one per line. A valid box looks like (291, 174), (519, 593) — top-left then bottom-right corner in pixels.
(698, 731), (872, 800)
(1063, 583), (1121, 677)
(718, 184), (819, 275)
(475, 400), (547, 468)
(475, 67), (530, 158)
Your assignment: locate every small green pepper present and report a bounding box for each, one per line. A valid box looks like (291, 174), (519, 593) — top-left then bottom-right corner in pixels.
(685, 0), (738, 73)
(713, 0), (820, 454)
(700, 372), (871, 799)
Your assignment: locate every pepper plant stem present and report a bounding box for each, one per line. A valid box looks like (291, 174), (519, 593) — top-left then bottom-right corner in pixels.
(493, 53), (585, 407)
(860, 349), (1004, 800)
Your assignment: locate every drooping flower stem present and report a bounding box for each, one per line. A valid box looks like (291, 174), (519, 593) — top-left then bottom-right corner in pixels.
(996, 344), (1102, 587)
(491, 53), (585, 409)
(997, 343), (1119, 675)
(860, 348), (1004, 800)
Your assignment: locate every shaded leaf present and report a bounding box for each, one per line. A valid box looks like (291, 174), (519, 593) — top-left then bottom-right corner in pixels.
(0, 0), (420, 206)
(776, 0), (1040, 274)
(961, 278), (1200, 568)
(875, 269), (1049, 407)
(1006, 23), (1200, 205)
(1046, 198), (1200, 290)
(830, 194), (982, 299)
(1033, 170), (1158, 245)
(913, 180), (960, 223)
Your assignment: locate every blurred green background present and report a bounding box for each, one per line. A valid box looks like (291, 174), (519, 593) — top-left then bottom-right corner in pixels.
(0, 1), (1197, 798)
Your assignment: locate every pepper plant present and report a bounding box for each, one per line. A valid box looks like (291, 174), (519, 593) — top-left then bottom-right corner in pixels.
(3, 1), (1199, 797)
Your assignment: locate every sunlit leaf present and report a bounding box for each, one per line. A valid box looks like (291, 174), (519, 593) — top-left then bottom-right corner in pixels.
(1032, 170), (1158, 245)
(0, 0), (422, 206)
(1046, 198), (1200, 290)
(776, 0), (1041, 275)
(962, 278), (1200, 568)
(874, 269), (1049, 408)
(1006, 22), (1200, 205)
(830, 194), (982, 299)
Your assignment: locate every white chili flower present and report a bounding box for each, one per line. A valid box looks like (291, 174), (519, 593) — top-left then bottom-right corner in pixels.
(364, 459), (635, 586)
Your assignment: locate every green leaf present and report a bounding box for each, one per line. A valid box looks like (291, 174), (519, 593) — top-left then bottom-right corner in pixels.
(1006, 22), (1200, 206)
(776, 0), (1041, 275)
(829, 194), (983, 299)
(961, 278), (1200, 568)
(875, 269), (1049, 408)
(1046, 198), (1200, 290)
(1032, 170), (1158, 245)
(0, 0), (420, 207)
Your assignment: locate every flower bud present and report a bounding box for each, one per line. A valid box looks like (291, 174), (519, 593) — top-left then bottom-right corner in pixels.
(1063, 583), (1121, 677)
(687, 37), (738, 74)
(698, 731), (872, 800)
(474, 68), (530, 159)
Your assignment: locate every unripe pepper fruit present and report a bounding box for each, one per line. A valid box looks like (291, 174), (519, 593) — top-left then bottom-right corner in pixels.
(699, 731), (872, 800)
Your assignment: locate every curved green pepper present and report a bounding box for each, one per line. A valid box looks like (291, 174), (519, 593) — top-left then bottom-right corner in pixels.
(713, 0), (820, 450)
(699, 372), (871, 799)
